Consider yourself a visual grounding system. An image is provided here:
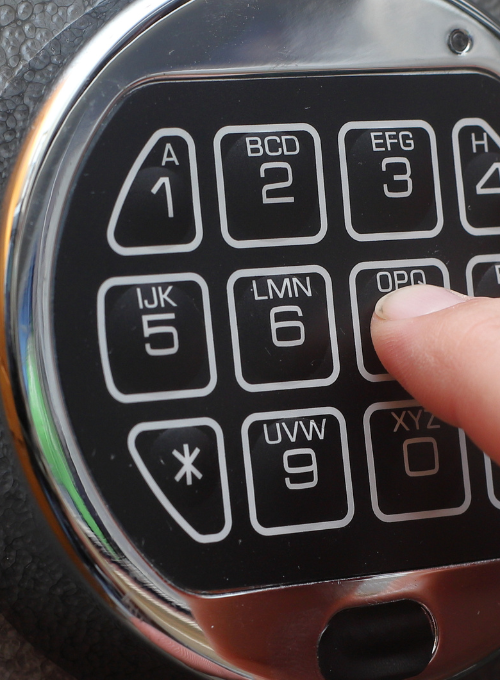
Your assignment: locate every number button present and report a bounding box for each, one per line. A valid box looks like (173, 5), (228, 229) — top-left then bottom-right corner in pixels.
(453, 118), (500, 235)
(485, 455), (500, 510)
(242, 408), (353, 535)
(215, 124), (327, 248)
(107, 128), (202, 254)
(364, 400), (471, 522)
(97, 274), (216, 402)
(128, 418), (231, 543)
(227, 266), (339, 391)
(466, 254), (500, 297)
(339, 120), (443, 241)
(350, 259), (450, 381)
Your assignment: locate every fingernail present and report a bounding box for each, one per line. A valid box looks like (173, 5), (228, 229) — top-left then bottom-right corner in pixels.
(375, 284), (469, 321)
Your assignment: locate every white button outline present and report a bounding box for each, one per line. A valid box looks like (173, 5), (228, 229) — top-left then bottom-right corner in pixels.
(107, 128), (203, 255)
(403, 437), (439, 477)
(338, 119), (444, 242)
(350, 258), (450, 382)
(465, 252), (500, 297)
(242, 407), (354, 536)
(214, 123), (328, 249)
(484, 455), (500, 510)
(97, 272), (217, 403)
(453, 118), (500, 236)
(364, 399), (471, 523)
(464, 254), (500, 510)
(128, 417), (231, 543)
(227, 264), (339, 392)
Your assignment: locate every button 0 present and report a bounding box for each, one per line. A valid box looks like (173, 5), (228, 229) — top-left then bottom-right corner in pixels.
(97, 274), (216, 402)
(215, 124), (327, 248)
(350, 259), (450, 381)
(227, 266), (339, 391)
(339, 120), (443, 241)
(364, 401), (471, 522)
(453, 118), (500, 235)
(107, 128), (202, 254)
(242, 408), (353, 536)
(128, 418), (231, 543)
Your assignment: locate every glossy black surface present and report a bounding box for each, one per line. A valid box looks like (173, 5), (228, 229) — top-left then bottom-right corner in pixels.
(53, 70), (500, 592)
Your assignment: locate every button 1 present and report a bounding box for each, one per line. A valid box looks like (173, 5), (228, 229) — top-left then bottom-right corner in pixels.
(215, 124), (327, 248)
(242, 407), (353, 536)
(453, 118), (500, 235)
(227, 266), (339, 391)
(466, 254), (500, 297)
(339, 120), (443, 241)
(97, 273), (216, 402)
(107, 128), (202, 254)
(364, 400), (470, 522)
(318, 600), (436, 680)
(350, 259), (450, 381)
(128, 418), (231, 543)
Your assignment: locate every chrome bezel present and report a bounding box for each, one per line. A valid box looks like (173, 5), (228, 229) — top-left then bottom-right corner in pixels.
(4, 0), (500, 678)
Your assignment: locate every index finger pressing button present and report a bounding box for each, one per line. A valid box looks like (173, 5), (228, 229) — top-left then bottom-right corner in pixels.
(350, 259), (450, 381)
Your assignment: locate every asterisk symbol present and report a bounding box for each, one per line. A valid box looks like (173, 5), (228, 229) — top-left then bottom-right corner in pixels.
(172, 444), (203, 485)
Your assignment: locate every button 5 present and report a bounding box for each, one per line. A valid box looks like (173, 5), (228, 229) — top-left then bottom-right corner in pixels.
(97, 273), (216, 402)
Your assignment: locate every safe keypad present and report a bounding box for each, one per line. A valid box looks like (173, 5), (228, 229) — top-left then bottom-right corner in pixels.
(52, 70), (500, 591)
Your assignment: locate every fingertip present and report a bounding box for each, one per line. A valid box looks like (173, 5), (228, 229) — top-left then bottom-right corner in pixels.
(373, 284), (468, 321)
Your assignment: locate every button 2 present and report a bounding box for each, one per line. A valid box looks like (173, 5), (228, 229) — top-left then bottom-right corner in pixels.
(215, 124), (327, 248)
(97, 273), (217, 402)
(128, 418), (231, 543)
(227, 265), (339, 392)
(364, 400), (471, 522)
(107, 128), (202, 254)
(339, 120), (443, 241)
(242, 407), (353, 536)
(350, 259), (450, 381)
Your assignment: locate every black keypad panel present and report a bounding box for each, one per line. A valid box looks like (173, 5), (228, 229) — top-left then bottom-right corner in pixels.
(53, 71), (500, 592)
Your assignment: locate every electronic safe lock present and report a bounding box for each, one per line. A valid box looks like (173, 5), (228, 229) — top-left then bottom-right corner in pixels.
(6, 0), (500, 679)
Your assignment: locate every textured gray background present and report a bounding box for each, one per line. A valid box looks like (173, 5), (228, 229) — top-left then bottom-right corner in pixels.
(0, 0), (500, 678)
